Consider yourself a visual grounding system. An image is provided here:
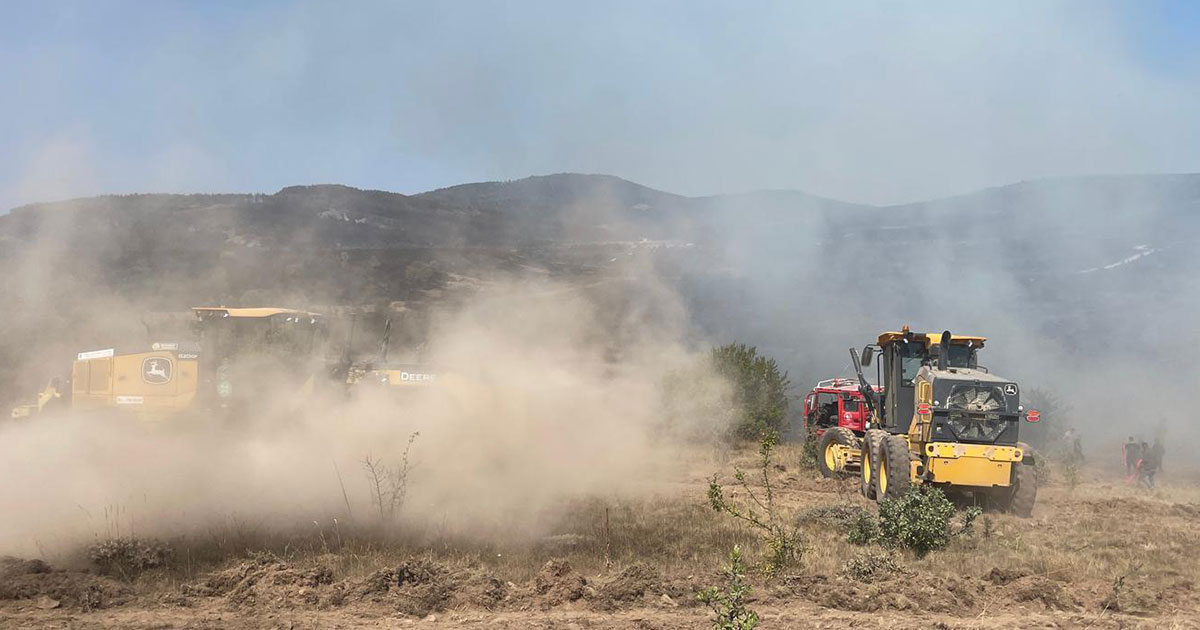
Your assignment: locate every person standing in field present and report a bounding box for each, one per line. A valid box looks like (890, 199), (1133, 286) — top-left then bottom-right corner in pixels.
(1137, 441), (1160, 489)
(1123, 436), (1141, 480)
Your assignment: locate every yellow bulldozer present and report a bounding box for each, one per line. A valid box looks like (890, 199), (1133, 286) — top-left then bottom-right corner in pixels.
(833, 327), (1039, 516)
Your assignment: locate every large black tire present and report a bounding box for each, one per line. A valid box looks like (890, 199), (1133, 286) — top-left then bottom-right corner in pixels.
(876, 434), (912, 502)
(816, 427), (858, 478)
(860, 429), (887, 499)
(986, 444), (1038, 516)
(1008, 461), (1037, 517)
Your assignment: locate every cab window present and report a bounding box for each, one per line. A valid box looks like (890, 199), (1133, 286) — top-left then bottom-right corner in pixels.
(898, 342), (926, 384)
(814, 392), (838, 425)
(946, 344), (977, 368)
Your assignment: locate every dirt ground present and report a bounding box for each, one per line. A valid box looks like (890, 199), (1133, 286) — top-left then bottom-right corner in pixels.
(4, 444), (1200, 629)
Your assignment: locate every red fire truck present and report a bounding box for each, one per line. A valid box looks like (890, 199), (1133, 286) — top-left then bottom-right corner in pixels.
(802, 378), (880, 478)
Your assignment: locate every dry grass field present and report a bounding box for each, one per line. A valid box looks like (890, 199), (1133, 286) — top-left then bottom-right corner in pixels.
(3, 442), (1199, 629)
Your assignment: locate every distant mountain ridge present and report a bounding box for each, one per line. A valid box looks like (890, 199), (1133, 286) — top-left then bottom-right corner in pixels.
(6, 171), (1199, 275)
(3, 171), (1200, 388)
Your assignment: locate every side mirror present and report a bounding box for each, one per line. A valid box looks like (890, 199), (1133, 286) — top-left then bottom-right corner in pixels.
(861, 346), (874, 366)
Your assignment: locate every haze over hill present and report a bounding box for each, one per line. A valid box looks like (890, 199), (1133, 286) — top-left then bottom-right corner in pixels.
(2, 172), (1198, 443)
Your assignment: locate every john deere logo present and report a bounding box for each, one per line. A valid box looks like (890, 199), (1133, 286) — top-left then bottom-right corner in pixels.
(142, 357), (173, 384)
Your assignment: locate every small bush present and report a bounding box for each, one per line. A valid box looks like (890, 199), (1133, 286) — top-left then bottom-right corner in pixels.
(762, 530), (803, 577)
(846, 511), (879, 545)
(697, 545), (760, 630)
(88, 537), (172, 581)
(957, 505), (983, 537)
(799, 433), (819, 469)
(843, 488), (976, 555)
(841, 549), (903, 582)
(877, 486), (956, 557)
(362, 431), (419, 524)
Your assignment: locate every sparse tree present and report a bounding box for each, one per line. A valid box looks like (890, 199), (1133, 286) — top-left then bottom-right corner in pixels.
(1022, 386), (1072, 450)
(711, 344), (790, 440)
(707, 430), (803, 575)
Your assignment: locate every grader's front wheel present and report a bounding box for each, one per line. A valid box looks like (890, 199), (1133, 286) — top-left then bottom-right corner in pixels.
(876, 434), (912, 502)
(860, 429), (886, 499)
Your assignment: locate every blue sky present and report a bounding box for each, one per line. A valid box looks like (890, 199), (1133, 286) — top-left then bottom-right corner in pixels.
(3, 1), (1200, 210)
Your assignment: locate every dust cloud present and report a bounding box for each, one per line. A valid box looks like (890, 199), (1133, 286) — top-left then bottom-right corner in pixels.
(0, 275), (734, 558)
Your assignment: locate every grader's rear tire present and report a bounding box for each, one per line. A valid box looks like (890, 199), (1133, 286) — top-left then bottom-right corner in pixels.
(876, 434), (912, 502)
(861, 429), (886, 499)
(817, 427), (858, 478)
(1008, 462), (1037, 517)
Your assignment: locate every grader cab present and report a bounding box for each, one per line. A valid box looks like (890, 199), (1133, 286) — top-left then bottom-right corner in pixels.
(190, 307), (330, 412)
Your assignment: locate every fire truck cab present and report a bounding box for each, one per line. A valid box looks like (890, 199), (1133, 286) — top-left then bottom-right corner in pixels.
(802, 378), (875, 437)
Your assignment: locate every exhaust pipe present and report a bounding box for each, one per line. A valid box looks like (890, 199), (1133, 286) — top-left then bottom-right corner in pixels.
(938, 330), (951, 371)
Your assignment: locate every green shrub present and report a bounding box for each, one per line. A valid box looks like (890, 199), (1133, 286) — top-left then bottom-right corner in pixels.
(799, 431), (819, 469)
(697, 546), (760, 630)
(958, 505), (983, 536)
(847, 489), (978, 555)
(711, 344), (790, 439)
(877, 485), (956, 557)
(846, 511), (879, 545)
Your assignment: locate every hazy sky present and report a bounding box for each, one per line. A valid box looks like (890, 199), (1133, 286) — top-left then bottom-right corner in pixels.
(3, 1), (1200, 210)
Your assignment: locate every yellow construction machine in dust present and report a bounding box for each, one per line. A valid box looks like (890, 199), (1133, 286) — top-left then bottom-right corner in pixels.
(840, 327), (1039, 516)
(10, 306), (445, 422)
(11, 307), (329, 420)
(343, 316), (443, 392)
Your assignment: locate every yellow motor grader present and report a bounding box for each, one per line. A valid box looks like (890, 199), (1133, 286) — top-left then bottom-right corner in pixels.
(832, 327), (1039, 516)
